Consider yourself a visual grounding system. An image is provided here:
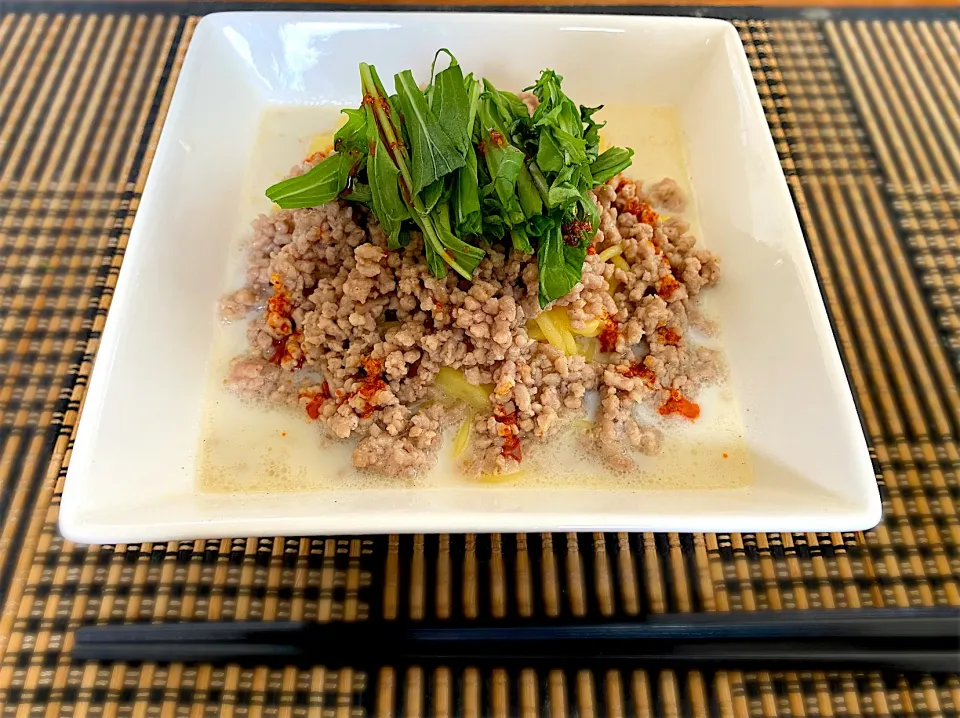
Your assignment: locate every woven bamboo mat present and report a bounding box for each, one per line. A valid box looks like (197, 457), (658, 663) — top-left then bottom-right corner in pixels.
(0, 8), (958, 716)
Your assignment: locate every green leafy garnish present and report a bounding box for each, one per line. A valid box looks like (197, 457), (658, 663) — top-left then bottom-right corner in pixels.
(334, 106), (368, 153)
(428, 50), (472, 156)
(537, 224), (587, 309)
(481, 129), (525, 226)
(590, 147), (635, 185)
(394, 69), (466, 196)
(368, 136), (408, 247)
(265, 53), (634, 307)
(265, 153), (353, 209)
(455, 150), (482, 236)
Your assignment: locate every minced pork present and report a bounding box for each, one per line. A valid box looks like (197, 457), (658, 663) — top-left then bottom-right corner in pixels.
(222, 160), (722, 478)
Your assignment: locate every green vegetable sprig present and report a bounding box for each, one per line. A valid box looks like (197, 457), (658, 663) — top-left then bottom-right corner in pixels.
(265, 51), (634, 307)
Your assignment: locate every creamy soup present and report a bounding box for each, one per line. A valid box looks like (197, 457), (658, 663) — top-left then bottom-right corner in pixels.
(197, 104), (753, 493)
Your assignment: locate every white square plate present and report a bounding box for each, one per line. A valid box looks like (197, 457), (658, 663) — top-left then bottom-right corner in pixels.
(60, 12), (880, 543)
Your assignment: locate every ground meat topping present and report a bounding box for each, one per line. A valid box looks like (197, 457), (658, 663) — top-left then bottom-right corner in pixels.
(224, 170), (722, 478)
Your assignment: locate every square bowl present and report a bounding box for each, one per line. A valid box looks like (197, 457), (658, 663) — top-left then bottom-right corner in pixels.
(60, 11), (880, 543)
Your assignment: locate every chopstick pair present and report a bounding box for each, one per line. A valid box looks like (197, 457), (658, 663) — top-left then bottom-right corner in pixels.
(73, 607), (960, 673)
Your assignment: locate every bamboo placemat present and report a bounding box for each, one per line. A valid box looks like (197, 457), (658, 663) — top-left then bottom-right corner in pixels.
(0, 7), (958, 716)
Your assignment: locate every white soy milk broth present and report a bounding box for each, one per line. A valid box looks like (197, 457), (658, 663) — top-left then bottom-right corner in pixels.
(197, 104), (753, 493)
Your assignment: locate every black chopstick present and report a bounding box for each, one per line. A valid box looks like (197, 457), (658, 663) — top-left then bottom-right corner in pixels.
(75, 606), (960, 643)
(72, 607), (960, 672)
(71, 642), (960, 673)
